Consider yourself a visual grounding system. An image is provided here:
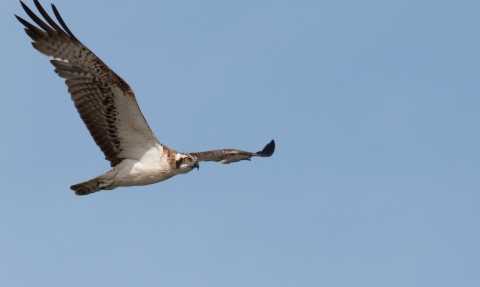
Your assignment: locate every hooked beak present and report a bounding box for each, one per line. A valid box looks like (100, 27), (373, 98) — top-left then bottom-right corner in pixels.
(194, 162), (199, 170)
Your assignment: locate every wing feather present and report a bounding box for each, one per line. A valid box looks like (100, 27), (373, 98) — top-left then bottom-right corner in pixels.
(16, 0), (161, 167)
(190, 140), (275, 164)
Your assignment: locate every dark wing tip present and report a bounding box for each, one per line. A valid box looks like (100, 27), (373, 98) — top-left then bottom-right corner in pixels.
(256, 139), (275, 157)
(51, 2), (77, 39)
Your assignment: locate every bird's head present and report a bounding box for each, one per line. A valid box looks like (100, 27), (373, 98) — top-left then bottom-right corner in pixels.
(175, 153), (199, 174)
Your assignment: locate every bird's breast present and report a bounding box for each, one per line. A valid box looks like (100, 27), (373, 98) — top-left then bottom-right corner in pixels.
(114, 155), (175, 187)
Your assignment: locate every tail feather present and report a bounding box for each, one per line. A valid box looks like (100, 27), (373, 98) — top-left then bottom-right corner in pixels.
(70, 178), (100, 196)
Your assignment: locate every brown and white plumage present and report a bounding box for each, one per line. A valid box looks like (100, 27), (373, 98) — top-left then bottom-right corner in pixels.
(16, 0), (275, 195)
(191, 140), (275, 164)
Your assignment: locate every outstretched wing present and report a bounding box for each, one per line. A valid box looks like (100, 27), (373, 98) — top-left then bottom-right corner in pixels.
(15, 0), (160, 167)
(190, 140), (275, 164)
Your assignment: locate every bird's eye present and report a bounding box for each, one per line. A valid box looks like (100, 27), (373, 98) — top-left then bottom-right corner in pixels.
(184, 158), (191, 163)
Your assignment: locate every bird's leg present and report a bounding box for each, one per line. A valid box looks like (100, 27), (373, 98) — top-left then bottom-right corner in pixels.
(97, 179), (116, 190)
(96, 168), (118, 190)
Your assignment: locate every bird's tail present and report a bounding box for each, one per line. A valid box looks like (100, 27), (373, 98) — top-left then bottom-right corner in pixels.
(70, 177), (101, 196)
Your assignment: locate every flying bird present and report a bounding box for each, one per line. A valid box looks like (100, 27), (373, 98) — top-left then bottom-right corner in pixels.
(15, 0), (275, 196)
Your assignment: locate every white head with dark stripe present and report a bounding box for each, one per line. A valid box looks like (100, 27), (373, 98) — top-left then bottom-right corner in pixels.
(174, 153), (199, 174)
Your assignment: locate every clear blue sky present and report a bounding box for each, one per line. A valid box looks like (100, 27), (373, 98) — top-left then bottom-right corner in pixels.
(2, 0), (479, 286)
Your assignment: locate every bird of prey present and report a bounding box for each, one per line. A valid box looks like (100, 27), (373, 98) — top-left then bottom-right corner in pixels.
(15, 0), (275, 196)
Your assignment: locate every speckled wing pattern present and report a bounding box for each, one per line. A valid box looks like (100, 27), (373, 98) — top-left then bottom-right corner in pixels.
(15, 0), (160, 167)
(190, 140), (275, 164)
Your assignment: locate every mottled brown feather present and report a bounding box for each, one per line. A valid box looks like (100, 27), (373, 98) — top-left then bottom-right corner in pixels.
(190, 140), (275, 164)
(16, 0), (159, 167)
(163, 146), (178, 170)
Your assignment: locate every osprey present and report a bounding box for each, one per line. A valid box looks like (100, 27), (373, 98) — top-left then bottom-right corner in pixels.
(16, 0), (275, 196)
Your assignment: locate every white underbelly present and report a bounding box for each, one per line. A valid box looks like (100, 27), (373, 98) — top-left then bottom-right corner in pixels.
(113, 159), (174, 187)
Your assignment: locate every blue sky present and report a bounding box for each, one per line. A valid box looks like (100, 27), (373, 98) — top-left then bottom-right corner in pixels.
(1, 0), (480, 286)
